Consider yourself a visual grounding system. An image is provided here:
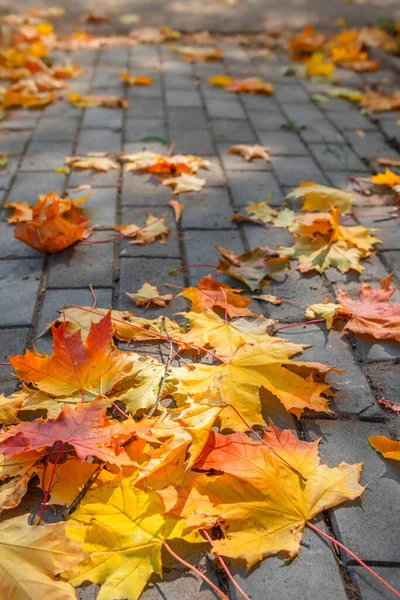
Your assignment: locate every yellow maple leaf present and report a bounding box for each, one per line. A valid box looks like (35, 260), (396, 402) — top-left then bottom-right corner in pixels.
(306, 53), (335, 78)
(368, 436), (400, 461)
(287, 182), (354, 214)
(371, 168), (400, 188)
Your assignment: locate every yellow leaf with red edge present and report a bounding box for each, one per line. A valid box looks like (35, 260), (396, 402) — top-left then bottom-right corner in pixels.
(67, 478), (203, 600)
(179, 274), (255, 317)
(369, 436), (400, 461)
(190, 424), (364, 567)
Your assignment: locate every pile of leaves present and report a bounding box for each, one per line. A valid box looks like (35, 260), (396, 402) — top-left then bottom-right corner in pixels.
(0, 281), (367, 599)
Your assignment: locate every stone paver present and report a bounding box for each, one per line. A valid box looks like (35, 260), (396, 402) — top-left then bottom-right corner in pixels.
(1, 20), (400, 600)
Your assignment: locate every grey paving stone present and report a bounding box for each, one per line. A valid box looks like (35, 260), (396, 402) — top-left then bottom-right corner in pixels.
(226, 171), (284, 207)
(35, 288), (112, 353)
(168, 129), (215, 155)
(352, 210), (400, 250)
(47, 231), (114, 289)
(217, 143), (272, 172)
(258, 130), (309, 155)
(349, 566), (400, 600)
(76, 129), (122, 154)
(380, 120), (400, 141)
(241, 222), (293, 250)
(0, 130), (31, 154)
(82, 188), (117, 227)
(353, 333), (400, 364)
(167, 107), (208, 130)
(0, 221), (42, 259)
(0, 157), (19, 189)
(343, 130), (395, 161)
(166, 90), (202, 107)
(0, 258), (43, 326)
(68, 168), (120, 189)
(210, 119), (256, 143)
(97, 48), (129, 67)
(126, 98), (164, 119)
(200, 157), (225, 187)
(6, 172), (66, 204)
(380, 250), (400, 281)
(282, 102), (325, 124)
(325, 109), (377, 131)
(205, 98), (246, 120)
(255, 269), (329, 321)
(309, 143), (367, 172)
(181, 188), (234, 229)
(0, 116), (39, 131)
(326, 171), (372, 189)
(300, 120), (345, 143)
(248, 110), (288, 131)
(272, 156), (328, 186)
(275, 83), (311, 103)
(31, 117), (80, 143)
(20, 142), (73, 172)
(183, 228), (244, 285)
(121, 172), (172, 206)
(125, 84), (163, 98)
(231, 518), (347, 600)
(125, 119), (167, 142)
(240, 96), (280, 112)
(43, 101), (83, 119)
(118, 256), (185, 318)
(122, 141), (168, 155)
(364, 363), (400, 407)
(119, 206), (180, 258)
(0, 327), (30, 395)
(82, 108), (124, 130)
(281, 324), (381, 418)
(91, 69), (125, 90)
(303, 420), (400, 562)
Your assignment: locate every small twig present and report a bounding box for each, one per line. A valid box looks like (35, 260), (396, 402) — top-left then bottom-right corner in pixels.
(169, 263), (217, 274)
(36, 442), (66, 525)
(273, 316), (347, 334)
(147, 317), (173, 418)
(163, 542), (229, 600)
(64, 461), (105, 518)
(307, 522), (400, 599)
(89, 284), (97, 308)
(201, 529), (250, 600)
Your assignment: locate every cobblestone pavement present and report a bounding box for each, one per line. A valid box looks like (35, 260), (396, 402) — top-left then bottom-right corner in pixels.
(1, 33), (400, 600)
(0, 0), (399, 31)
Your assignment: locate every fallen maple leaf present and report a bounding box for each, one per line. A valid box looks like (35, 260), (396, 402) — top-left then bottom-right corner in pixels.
(369, 436), (400, 461)
(116, 213), (170, 244)
(287, 181), (354, 214)
(179, 274), (255, 317)
(65, 154), (120, 172)
(371, 168), (400, 188)
(121, 151), (210, 174)
(5, 200), (33, 223)
(289, 25), (326, 57)
(9, 311), (134, 397)
(68, 92), (129, 108)
(11, 191), (91, 254)
(67, 478), (203, 600)
(327, 87), (365, 103)
(84, 12), (110, 23)
(306, 53), (335, 78)
(51, 63), (85, 78)
(377, 157), (400, 169)
(0, 397), (136, 466)
(361, 91), (400, 114)
(0, 516), (83, 599)
(279, 208), (380, 274)
(193, 424), (364, 566)
(3, 89), (54, 108)
(172, 340), (336, 429)
(168, 199), (183, 222)
(216, 245), (289, 290)
(126, 282), (172, 307)
(232, 201), (277, 224)
(162, 173), (206, 194)
(229, 144), (271, 163)
(209, 75), (274, 95)
(119, 72), (152, 86)
(305, 301), (344, 329)
(171, 45), (224, 62)
(337, 275), (400, 342)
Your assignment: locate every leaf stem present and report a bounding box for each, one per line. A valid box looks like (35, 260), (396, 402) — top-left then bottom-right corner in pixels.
(169, 263), (217, 274)
(163, 542), (229, 600)
(64, 461), (105, 518)
(273, 316), (347, 333)
(147, 317), (173, 418)
(201, 529), (250, 600)
(307, 522), (400, 599)
(36, 441), (66, 525)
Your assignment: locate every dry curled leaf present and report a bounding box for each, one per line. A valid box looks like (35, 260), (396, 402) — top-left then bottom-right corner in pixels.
(229, 144), (271, 163)
(180, 274), (255, 318)
(119, 72), (152, 86)
(162, 173), (206, 194)
(68, 92), (129, 108)
(171, 45), (223, 62)
(209, 75), (274, 95)
(65, 154), (120, 172)
(116, 213), (170, 244)
(168, 199), (183, 222)
(216, 245), (289, 290)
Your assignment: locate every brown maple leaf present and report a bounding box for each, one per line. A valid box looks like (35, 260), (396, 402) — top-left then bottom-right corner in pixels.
(216, 246), (289, 291)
